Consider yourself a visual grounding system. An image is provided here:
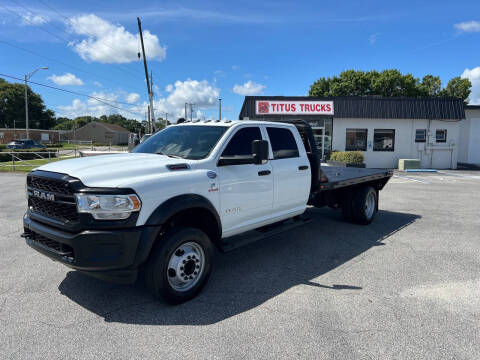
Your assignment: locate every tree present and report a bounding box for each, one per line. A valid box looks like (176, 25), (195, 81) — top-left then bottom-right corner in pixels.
(0, 77), (56, 129)
(439, 77), (471, 102)
(308, 69), (471, 102)
(420, 75), (442, 97)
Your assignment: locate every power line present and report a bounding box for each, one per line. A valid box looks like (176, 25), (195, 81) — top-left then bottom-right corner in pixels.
(2, 1), (143, 80)
(37, 0), (146, 78)
(0, 40), (143, 94)
(0, 72), (146, 116)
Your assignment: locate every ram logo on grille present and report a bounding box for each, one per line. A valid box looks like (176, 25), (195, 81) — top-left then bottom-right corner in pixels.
(33, 190), (55, 202)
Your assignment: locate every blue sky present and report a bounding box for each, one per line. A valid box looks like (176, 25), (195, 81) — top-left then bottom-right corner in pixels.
(1, 0), (479, 123)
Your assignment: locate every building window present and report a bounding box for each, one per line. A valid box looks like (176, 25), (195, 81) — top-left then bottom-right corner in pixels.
(266, 127), (299, 159)
(436, 129), (447, 143)
(345, 129), (367, 151)
(415, 129), (426, 142)
(373, 129), (395, 151)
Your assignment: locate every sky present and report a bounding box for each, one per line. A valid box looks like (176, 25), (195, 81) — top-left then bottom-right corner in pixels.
(0, 0), (480, 124)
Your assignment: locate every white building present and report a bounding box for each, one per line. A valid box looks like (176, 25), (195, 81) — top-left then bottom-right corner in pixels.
(459, 105), (480, 167)
(240, 96), (465, 169)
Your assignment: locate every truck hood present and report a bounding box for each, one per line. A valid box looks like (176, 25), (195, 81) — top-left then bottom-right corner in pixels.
(37, 153), (193, 188)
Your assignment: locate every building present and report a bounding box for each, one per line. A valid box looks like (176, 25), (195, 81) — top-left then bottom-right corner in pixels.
(459, 105), (480, 167)
(239, 96), (465, 169)
(0, 128), (60, 144)
(62, 121), (131, 145)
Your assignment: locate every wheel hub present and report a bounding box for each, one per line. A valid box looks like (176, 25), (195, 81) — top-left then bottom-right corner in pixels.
(167, 242), (205, 292)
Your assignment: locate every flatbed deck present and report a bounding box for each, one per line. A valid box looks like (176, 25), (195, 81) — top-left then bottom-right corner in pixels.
(321, 166), (393, 190)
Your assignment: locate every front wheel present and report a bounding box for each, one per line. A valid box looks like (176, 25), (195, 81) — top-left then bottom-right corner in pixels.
(145, 227), (213, 304)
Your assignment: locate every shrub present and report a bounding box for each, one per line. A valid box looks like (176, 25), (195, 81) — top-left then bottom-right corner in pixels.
(0, 144), (5, 150)
(329, 151), (364, 165)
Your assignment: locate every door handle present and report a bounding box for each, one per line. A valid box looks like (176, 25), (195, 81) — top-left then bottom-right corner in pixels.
(298, 165), (309, 170)
(258, 170), (271, 176)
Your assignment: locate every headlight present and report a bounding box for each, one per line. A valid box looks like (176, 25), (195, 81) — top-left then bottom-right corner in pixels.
(75, 193), (141, 220)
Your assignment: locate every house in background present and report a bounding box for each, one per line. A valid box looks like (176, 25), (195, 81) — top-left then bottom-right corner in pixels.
(0, 128), (60, 144)
(62, 121), (131, 145)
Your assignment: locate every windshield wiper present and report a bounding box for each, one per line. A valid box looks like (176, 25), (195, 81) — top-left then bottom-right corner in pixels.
(156, 151), (183, 159)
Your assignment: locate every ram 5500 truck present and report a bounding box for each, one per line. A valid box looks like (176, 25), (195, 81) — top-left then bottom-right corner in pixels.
(23, 120), (392, 304)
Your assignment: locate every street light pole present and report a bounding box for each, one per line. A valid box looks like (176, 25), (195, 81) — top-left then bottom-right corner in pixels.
(24, 67), (48, 139)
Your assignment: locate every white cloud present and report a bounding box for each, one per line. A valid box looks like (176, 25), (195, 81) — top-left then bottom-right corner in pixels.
(369, 32), (380, 45)
(68, 14), (166, 63)
(154, 79), (220, 118)
(48, 73), (84, 86)
(233, 80), (266, 95)
(21, 12), (49, 26)
(232, 65), (240, 71)
(454, 21), (480, 33)
(125, 92), (140, 104)
(58, 91), (131, 119)
(462, 66), (480, 104)
(93, 81), (102, 87)
(56, 79), (219, 121)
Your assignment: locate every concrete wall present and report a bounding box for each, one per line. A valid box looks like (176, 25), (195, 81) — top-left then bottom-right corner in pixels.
(332, 118), (460, 169)
(460, 108), (480, 165)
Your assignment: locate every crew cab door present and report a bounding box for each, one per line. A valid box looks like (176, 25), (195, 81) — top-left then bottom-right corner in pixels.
(265, 126), (311, 217)
(216, 126), (273, 236)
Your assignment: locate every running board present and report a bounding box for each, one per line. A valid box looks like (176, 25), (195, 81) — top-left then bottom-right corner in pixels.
(218, 216), (312, 253)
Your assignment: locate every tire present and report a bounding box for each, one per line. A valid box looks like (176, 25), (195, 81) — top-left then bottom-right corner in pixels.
(351, 186), (378, 225)
(145, 226), (213, 304)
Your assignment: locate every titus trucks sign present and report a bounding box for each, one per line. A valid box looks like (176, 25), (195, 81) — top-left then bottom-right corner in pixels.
(255, 100), (334, 116)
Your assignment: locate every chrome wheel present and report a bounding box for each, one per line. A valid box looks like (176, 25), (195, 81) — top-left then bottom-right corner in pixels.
(166, 241), (205, 292)
(365, 191), (376, 220)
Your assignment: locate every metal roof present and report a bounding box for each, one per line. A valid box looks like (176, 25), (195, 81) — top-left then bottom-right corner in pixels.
(239, 96), (466, 120)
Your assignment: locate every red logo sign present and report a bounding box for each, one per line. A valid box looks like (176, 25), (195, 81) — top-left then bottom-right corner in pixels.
(258, 102), (269, 114)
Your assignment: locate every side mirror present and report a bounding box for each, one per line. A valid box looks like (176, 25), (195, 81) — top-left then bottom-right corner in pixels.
(252, 139), (269, 164)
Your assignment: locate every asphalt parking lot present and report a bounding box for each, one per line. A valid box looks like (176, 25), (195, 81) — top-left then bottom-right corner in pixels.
(1, 170), (479, 359)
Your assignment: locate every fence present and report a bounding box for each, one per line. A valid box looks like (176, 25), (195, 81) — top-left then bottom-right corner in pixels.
(59, 140), (93, 145)
(0, 150), (79, 171)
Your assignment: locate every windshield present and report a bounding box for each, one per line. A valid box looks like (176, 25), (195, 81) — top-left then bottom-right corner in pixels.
(133, 125), (228, 160)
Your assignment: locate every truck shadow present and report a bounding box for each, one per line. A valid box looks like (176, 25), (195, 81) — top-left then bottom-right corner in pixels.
(58, 208), (420, 325)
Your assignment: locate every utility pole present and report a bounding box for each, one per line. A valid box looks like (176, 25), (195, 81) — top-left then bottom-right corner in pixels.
(165, 112), (168, 128)
(137, 17), (155, 134)
(189, 103), (194, 121)
(150, 71), (155, 132)
(147, 105), (151, 133)
(24, 66), (48, 139)
(218, 98), (222, 120)
(184, 103), (187, 120)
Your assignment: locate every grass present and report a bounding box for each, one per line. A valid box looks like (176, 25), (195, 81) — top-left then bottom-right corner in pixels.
(0, 156), (75, 172)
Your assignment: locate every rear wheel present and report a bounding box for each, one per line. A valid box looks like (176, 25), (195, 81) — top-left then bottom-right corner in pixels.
(145, 226), (213, 304)
(351, 186), (378, 225)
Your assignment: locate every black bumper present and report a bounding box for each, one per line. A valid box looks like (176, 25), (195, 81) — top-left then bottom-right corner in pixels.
(23, 214), (161, 284)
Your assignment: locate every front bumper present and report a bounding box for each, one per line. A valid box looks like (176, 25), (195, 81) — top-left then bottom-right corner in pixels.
(23, 214), (160, 284)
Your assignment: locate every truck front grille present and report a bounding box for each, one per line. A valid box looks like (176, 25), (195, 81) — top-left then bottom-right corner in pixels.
(27, 173), (79, 224)
(29, 196), (79, 222)
(27, 175), (72, 195)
